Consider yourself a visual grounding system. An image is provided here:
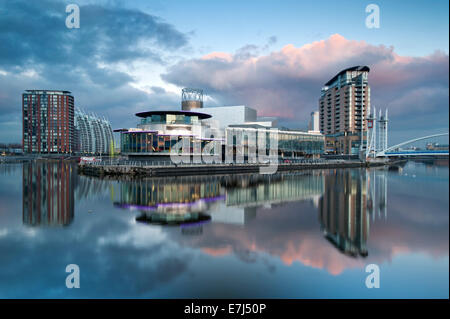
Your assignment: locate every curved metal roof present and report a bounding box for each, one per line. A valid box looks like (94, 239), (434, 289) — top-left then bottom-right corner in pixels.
(325, 66), (370, 86)
(135, 110), (212, 119)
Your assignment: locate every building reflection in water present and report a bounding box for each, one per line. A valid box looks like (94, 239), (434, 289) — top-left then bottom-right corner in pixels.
(367, 167), (388, 221)
(19, 159), (390, 260)
(319, 167), (388, 257)
(20, 160), (389, 259)
(74, 173), (111, 201)
(224, 172), (324, 207)
(112, 172), (325, 231)
(113, 176), (224, 230)
(22, 161), (125, 227)
(215, 172), (324, 225)
(22, 161), (75, 226)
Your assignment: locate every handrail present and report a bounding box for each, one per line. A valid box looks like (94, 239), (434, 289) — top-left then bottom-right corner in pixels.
(376, 133), (449, 157)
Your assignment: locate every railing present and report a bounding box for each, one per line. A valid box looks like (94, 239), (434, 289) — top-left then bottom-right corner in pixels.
(376, 133), (449, 157)
(384, 150), (449, 156)
(82, 157), (353, 168)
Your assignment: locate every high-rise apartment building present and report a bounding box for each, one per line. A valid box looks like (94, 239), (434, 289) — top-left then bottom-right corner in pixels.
(319, 66), (370, 155)
(75, 108), (114, 154)
(22, 90), (75, 154)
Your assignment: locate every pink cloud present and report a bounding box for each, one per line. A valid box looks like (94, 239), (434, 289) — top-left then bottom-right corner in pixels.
(201, 52), (233, 62)
(162, 34), (448, 130)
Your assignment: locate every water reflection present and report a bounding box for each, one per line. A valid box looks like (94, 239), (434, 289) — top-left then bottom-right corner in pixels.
(112, 177), (222, 227)
(22, 161), (389, 257)
(21, 161), (114, 226)
(74, 172), (111, 201)
(22, 161), (75, 226)
(320, 169), (368, 257)
(319, 168), (387, 257)
(110, 172), (325, 225)
(108, 168), (390, 260)
(224, 172), (324, 207)
(5, 160), (447, 297)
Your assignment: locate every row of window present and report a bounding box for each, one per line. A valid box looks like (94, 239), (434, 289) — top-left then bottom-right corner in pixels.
(140, 114), (200, 126)
(121, 132), (202, 154)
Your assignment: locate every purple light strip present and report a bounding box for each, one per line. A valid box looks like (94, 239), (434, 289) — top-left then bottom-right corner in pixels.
(157, 134), (196, 137)
(114, 195), (225, 211)
(122, 130), (158, 134)
(199, 138), (225, 141)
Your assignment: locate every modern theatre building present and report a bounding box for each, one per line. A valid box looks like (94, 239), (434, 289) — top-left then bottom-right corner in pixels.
(115, 88), (324, 161)
(116, 109), (214, 159)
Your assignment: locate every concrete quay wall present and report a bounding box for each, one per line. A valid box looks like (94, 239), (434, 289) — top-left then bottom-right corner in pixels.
(78, 161), (387, 178)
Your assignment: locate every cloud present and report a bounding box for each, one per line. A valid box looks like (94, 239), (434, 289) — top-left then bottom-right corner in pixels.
(0, 1), (447, 145)
(164, 169), (448, 276)
(0, 0), (188, 142)
(0, 171), (193, 298)
(0, 0), (187, 69)
(162, 34), (449, 132)
(178, 195), (448, 276)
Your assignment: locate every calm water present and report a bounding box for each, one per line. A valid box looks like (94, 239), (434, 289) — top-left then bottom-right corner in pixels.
(0, 160), (448, 298)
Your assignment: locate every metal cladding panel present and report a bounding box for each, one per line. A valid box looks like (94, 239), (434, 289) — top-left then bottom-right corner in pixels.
(202, 106), (257, 129)
(182, 100), (203, 111)
(244, 107), (257, 122)
(74, 108), (114, 154)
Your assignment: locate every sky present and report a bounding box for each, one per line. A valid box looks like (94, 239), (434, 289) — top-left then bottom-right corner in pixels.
(0, 0), (448, 145)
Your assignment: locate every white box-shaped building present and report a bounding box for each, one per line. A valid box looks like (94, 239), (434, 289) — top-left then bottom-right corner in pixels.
(202, 105), (257, 129)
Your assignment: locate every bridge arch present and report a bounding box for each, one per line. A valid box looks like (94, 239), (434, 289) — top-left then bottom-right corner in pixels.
(376, 133), (449, 157)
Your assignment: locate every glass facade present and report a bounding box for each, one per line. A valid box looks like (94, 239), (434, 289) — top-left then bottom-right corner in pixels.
(226, 172), (324, 206)
(119, 111), (324, 157)
(226, 127), (324, 156)
(121, 130), (324, 155)
(139, 114), (199, 125)
(119, 111), (214, 155)
(121, 132), (209, 154)
(278, 131), (324, 155)
(115, 179), (221, 210)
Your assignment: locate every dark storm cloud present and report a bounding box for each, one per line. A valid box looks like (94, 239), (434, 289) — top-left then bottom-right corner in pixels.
(0, 0), (187, 68)
(0, 0), (189, 142)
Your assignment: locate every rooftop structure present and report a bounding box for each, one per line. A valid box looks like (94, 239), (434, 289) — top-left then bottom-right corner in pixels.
(319, 66), (371, 155)
(202, 105), (257, 129)
(181, 88), (204, 111)
(322, 66), (370, 90)
(136, 110), (211, 121)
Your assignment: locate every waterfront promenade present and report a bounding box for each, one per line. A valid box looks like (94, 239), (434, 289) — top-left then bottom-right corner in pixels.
(78, 158), (394, 177)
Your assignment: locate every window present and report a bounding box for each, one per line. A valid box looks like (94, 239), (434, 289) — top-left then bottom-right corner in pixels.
(151, 115), (161, 123)
(166, 114), (176, 124)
